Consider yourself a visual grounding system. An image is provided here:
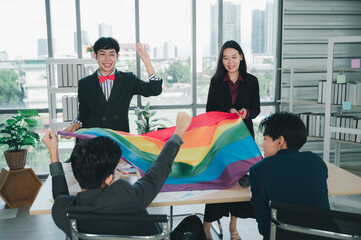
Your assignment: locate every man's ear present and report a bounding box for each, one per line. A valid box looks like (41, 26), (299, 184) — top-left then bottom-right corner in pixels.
(93, 52), (97, 59)
(278, 136), (288, 149)
(104, 174), (114, 186)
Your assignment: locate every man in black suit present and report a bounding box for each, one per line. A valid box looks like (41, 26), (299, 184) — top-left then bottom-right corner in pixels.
(63, 37), (162, 133)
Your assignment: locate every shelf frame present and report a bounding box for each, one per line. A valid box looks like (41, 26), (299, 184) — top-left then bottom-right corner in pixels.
(323, 36), (361, 162)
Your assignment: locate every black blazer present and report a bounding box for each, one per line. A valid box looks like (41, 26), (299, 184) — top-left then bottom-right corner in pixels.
(77, 70), (162, 132)
(250, 149), (330, 240)
(206, 73), (260, 137)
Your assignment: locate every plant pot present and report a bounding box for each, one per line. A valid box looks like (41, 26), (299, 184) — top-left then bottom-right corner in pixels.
(4, 149), (28, 170)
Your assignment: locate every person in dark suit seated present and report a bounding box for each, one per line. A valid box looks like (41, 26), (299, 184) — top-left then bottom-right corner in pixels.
(42, 112), (207, 240)
(249, 112), (330, 240)
(63, 37), (162, 134)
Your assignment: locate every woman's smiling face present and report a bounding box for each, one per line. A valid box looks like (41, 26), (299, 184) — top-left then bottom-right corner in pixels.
(222, 48), (243, 74)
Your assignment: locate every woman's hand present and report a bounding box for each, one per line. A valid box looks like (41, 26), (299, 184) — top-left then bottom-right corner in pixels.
(239, 108), (247, 119)
(229, 108), (247, 119)
(230, 108), (241, 116)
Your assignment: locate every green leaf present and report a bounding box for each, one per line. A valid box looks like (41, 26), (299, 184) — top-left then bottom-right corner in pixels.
(6, 119), (17, 125)
(24, 118), (38, 127)
(144, 102), (150, 111)
(134, 106), (143, 116)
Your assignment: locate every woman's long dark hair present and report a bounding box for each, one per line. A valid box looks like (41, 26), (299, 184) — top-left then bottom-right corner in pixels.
(211, 40), (247, 85)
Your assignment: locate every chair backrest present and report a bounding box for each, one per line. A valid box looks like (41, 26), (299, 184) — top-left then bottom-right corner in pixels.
(269, 201), (361, 240)
(67, 211), (170, 240)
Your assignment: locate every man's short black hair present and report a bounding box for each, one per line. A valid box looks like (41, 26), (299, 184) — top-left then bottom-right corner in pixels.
(93, 37), (120, 54)
(70, 136), (122, 190)
(259, 111), (307, 150)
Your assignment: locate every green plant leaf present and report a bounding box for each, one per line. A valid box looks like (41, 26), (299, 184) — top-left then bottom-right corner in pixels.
(6, 119), (17, 125)
(0, 109), (40, 150)
(144, 101), (150, 111)
(134, 107), (143, 116)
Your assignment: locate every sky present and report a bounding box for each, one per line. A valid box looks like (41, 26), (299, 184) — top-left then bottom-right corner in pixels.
(0, 0), (273, 60)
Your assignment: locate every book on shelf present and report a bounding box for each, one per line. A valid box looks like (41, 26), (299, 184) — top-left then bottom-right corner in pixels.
(345, 82), (357, 105)
(68, 66), (73, 87)
(317, 80), (325, 104)
(350, 117), (358, 142)
(56, 64), (87, 88)
(316, 81), (359, 105)
(356, 82), (361, 106)
(67, 95), (73, 122)
(344, 117), (351, 141)
(332, 82), (338, 105)
(57, 64), (63, 87)
(330, 115), (336, 139)
(340, 116), (346, 140)
(315, 114), (321, 137)
(71, 95), (78, 121)
(320, 115), (325, 138)
(62, 96), (68, 121)
(62, 64), (68, 87)
(299, 112), (361, 142)
(335, 115), (341, 140)
(357, 119), (361, 143)
(62, 95), (79, 122)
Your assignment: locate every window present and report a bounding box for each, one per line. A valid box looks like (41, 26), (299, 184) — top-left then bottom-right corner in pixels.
(0, 0), (278, 174)
(139, 0), (192, 106)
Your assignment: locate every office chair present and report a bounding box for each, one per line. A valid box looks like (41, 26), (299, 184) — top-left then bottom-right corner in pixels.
(269, 201), (361, 240)
(67, 211), (170, 240)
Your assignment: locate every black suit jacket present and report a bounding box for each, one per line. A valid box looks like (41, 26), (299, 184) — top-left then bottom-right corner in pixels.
(206, 73), (260, 137)
(250, 149), (330, 240)
(77, 70), (162, 132)
(51, 135), (182, 238)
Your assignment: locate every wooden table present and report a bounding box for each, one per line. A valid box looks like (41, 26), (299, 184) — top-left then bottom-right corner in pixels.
(29, 162), (361, 215)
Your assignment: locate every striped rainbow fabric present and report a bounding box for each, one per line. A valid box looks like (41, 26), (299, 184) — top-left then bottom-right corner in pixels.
(58, 111), (263, 192)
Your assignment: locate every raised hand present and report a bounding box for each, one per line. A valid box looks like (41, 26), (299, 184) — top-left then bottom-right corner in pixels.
(174, 112), (192, 139)
(42, 129), (60, 163)
(136, 42), (151, 63)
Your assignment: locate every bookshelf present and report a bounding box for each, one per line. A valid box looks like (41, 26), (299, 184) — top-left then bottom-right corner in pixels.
(278, 60), (361, 165)
(323, 36), (361, 163)
(46, 58), (97, 153)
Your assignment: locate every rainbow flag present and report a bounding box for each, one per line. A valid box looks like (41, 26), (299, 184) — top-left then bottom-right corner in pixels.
(58, 111), (263, 192)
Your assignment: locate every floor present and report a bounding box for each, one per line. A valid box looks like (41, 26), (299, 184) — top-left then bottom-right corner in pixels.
(0, 165), (361, 240)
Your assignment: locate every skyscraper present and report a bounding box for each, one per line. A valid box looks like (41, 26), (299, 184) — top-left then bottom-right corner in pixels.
(210, 2), (241, 56)
(37, 39), (48, 58)
(252, 9), (265, 54)
(265, 1), (275, 54)
(251, 1), (275, 54)
(99, 22), (113, 38)
(74, 31), (90, 53)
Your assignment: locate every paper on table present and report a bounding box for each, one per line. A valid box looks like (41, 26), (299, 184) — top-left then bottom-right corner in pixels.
(153, 190), (219, 203)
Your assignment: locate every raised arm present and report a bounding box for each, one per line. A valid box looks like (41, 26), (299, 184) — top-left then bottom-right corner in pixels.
(136, 43), (155, 76)
(42, 130), (70, 199)
(132, 112), (191, 209)
(42, 129), (60, 163)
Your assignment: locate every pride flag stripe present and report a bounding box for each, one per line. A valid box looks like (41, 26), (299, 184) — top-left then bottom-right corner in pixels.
(58, 111), (263, 192)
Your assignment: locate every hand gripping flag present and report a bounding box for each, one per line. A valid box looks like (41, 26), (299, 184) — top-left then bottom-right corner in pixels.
(58, 111), (263, 192)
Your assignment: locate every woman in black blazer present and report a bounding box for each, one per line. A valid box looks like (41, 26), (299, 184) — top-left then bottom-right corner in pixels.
(203, 40), (260, 240)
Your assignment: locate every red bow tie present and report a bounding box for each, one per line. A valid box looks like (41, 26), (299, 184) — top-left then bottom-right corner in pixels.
(99, 74), (115, 83)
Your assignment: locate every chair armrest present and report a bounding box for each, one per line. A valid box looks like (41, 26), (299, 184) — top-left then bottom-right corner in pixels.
(67, 211), (169, 223)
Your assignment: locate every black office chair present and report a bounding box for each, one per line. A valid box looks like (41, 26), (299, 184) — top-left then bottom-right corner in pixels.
(67, 211), (170, 240)
(269, 201), (361, 240)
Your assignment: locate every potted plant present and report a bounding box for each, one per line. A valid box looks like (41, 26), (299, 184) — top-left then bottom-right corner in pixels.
(134, 102), (172, 134)
(0, 109), (40, 170)
(86, 45), (94, 58)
